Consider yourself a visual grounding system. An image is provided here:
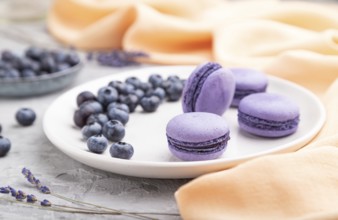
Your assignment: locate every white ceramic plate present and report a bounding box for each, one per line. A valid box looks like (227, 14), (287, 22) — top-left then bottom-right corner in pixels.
(43, 66), (326, 179)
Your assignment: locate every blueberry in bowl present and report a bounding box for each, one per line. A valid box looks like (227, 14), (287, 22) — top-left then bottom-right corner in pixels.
(0, 46), (83, 97)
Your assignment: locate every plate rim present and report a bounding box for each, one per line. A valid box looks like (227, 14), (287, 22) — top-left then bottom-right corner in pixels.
(43, 65), (326, 177)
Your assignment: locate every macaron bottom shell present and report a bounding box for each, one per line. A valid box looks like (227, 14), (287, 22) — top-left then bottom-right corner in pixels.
(237, 93), (300, 138)
(167, 133), (230, 161)
(238, 116), (299, 138)
(165, 112), (231, 161)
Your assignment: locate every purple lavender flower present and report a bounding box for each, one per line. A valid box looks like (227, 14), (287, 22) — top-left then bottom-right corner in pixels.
(8, 186), (17, 197)
(21, 168), (50, 193)
(0, 187), (10, 194)
(26, 194), (37, 203)
(27, 174), (36, 185)
(35, 179), (42, 188)
(15, 190), (27, 201)
(40, 199), (52, 207)
(95, 50), (148, 68)
(39, 186), (50, 194)
(18, 190), (26, 198)
(21, 167), (31, 177)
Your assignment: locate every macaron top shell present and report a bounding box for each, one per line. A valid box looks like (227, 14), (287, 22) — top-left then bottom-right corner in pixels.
(194, 68), (235, 115)
(238, 93), (299, 122)
(166, 112), (229, 145)
(182, 62), (235, 115)
(230, 68), (268, 91)
(182, 62), (222, 113)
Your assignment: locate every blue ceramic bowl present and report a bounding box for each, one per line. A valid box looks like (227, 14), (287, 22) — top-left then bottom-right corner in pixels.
(0, 62), (83, 97)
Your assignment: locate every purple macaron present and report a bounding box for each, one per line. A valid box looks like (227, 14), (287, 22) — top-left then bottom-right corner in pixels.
(182, 62), (235, 116)
(238, 93), (300, 137)
(230, 68), (268, 107)
(166, 112), (230, 161)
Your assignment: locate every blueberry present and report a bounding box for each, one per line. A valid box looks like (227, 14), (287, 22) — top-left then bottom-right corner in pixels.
(76, 91), (97, 107)
(97, 86), (118, 106)
(0, 136), (11, 157)
(118, 94), (139, 113)
(120, 83), (135, 95)
(50, 50), (67, 63)
(4, 69), (20, 79)
(166, 81), (184, 101)
(109, 81), (134, 95)
(140, 96), (161, 112)
(107, 108), (129, 125)
(25, 47), (44, 60)
(108, 80), (124, 91)
(73, 110), (86, 128)
(125, 76), (142, 88)
(109, 142), (134, 160)
(78, 101), (104, 122)
(167, 75), (181, 82)
(55, 63), (71, 72)
(138, 82), (153, 92)
(107, 102), (129, 113)
(21, 69), (36, 78)
(81, 122), (102, 140)
(130, 89), (145, 100)
(87, 135), (108, 154)
(15, 108), (36, 126)
(152, 87), (166, 101)
(66, 53), (80, 66)
(40, 57), (56, 73)
(11, 57), (30, 70)
(29, 60), (41, 72)
(86, 113), (109, 127)
(148, 74), (163, 88)
(1, 50), (16, 62)
(102, 120), (125, 142)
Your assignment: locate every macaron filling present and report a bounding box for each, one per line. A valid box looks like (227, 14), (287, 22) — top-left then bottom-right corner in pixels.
(238, 111), (299, 131)
(167, 132), (230, 155)
(183, 63), (222, 112)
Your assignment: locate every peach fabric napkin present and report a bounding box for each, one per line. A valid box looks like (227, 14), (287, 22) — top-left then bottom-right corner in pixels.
(47, 0), (338, 219)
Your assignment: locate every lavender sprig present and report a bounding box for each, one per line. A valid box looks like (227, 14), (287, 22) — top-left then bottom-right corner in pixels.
(0, 187), (10, 194)
(26, 194), (37, 203)
(22, 167), (50, 194)
(88, 50), (149, 67)
(40, 199), (52, 207)
(20, 168), (154, 219)
(1, 186), (50, 207)
(19, 168), (179, 219)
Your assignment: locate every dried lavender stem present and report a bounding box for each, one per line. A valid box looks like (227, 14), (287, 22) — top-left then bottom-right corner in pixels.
(53, 204), (118, 213)
(52, 193), (156, 220)
(53, 198), (180, 216)
(0, 197), (120, 215)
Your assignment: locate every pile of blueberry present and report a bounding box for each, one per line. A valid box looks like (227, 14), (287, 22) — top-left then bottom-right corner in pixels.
(0, 46), (80, 80)
(74, 74), (185, 159)
(0, 108), (36, 158)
